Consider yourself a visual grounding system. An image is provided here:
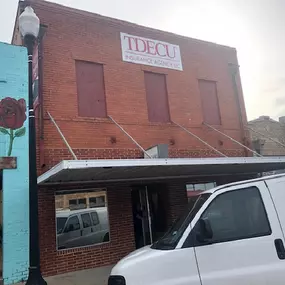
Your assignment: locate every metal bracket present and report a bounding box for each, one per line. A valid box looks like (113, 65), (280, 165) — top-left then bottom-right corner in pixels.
(108, 116), (151, 158)
(47, 111), (78, 160)
(247, 126), (285, 149)
(173, 121), (227, 157)
(203, 122), (262, 157)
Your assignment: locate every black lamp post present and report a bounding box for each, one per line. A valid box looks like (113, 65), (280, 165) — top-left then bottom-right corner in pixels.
(19, 6), (47, 285)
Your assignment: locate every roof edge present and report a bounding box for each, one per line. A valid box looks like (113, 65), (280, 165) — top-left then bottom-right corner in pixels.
(38, 156), (285, 185)
(11, 1), (23, 45)
(38, 160), (67, 184)
(28, 0), (236, 51)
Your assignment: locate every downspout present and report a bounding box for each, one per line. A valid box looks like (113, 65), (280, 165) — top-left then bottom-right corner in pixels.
(228, 63), (249, 156)
(38, 25), (47, 168)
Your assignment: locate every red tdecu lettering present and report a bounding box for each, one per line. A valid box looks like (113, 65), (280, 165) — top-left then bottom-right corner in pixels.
(146, 40), (156, 55)
(124, 35), (177, 59)
(155, 43), (166, 57)
(124, 35), (136, 51)
(165, 45), (176, 59)
(134, 38), (147, 53)
(124, 35), (147, 53)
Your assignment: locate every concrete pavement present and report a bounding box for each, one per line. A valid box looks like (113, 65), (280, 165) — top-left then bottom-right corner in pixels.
(15, 265), (113, 285)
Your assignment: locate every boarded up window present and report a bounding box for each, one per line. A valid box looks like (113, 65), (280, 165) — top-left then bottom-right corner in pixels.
(199, 80), (221, 125)
(75, 61), (107, 118)
(144, 72), (170, 123)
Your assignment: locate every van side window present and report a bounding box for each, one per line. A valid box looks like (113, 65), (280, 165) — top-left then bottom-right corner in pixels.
(81, 213), (92, 228)
(64, 216), (80, 232)
(91, 212), (99, 225)
(196, 187), (271, 245)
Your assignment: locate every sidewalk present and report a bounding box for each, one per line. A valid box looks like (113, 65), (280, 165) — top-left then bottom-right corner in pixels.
(16, 265), (113, 285)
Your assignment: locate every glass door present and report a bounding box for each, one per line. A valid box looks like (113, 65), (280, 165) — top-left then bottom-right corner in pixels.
(132, 186), (153, 248)
(139, 186), (153, 245)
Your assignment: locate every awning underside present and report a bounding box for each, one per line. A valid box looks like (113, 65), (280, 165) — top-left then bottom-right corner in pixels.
(38, 157), (285, 185)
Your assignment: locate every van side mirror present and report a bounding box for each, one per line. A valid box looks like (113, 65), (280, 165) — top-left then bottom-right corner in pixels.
(196, 218), (213, 242)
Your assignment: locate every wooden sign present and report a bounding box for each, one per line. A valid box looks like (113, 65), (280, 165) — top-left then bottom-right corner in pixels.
(0, 157), (17, 169)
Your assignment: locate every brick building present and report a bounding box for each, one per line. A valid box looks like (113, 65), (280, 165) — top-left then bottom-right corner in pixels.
(12, 0), (256, 279)
(248, 116), (285, 156)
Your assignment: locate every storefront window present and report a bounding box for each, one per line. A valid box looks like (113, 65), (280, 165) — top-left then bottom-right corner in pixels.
(186, 182), (216, 202)
(69, 198), (87, 210)
(90, 196), (105, 208)
(186, 182), (216, 192)
(55, 189), (110, 250)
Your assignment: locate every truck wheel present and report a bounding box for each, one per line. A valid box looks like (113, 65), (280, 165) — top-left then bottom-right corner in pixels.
(103, 233), (109, 242)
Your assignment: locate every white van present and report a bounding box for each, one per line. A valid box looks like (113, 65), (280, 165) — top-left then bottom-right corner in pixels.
(109, 174), (285, 285)
(56, 207), (109, 249)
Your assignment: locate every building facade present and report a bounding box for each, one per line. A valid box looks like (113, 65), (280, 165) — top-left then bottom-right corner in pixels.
(248, 115), (285, 176)
(248, 116), (285, 156)
(12, 0), (251, 278)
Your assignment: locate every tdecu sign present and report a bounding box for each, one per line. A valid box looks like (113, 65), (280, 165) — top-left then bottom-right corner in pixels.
(120, 32), (183, 71)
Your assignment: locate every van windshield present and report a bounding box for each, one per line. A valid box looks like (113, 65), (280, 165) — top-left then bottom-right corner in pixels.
(57, 217), (67, 234)
(152, 193), (211, 250)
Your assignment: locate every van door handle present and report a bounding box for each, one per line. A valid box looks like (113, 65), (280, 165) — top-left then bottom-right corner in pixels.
(274, 239), (285, 260)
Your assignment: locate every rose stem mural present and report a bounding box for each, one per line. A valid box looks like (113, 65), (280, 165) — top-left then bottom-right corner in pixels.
(0, 98), (27, 156)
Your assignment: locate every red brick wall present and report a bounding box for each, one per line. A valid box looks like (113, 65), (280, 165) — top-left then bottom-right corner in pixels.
(38, 180), (189, 276)
(21, 0), (250, 176)
(166, 182), (188, 227)
(39, 183), (135, 276)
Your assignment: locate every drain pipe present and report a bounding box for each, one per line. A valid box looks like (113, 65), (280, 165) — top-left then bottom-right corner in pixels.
(228, 63), (249, 156)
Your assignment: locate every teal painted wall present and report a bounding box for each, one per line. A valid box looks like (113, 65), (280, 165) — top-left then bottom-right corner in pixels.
(0, 42), (29, 284)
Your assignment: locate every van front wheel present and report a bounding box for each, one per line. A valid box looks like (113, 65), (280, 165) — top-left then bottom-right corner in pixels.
(103, 233), (109, 242)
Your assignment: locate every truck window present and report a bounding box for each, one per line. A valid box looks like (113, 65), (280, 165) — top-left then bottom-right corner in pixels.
(152, 193), (211, 250)
(197, 187), (271, 245)
(91, 212), (99, 225)
(57, 217), (67, 234)
(81, 213), (92, 228)
(63, 216), (80, 233)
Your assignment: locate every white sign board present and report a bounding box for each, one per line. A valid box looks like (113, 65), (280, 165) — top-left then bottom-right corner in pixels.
(120, 32), (183, 71)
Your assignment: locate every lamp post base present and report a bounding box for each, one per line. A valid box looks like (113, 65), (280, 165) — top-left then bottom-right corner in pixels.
(25, 267), (47, 285)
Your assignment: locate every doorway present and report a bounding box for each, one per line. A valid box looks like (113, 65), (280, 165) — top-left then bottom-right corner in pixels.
(131, 184), (168, 249)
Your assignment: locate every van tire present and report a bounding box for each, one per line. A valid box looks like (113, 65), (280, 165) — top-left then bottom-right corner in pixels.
(103, 233), (109, 242)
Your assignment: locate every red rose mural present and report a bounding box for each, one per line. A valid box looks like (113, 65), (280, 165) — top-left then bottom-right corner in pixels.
(0, 97), (27, 156)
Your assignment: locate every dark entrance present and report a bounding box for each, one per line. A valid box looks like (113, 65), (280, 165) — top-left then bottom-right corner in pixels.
(131, 184), (168, 249)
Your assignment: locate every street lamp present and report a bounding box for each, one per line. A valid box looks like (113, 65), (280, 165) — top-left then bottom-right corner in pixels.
(19, 6), (47, 285)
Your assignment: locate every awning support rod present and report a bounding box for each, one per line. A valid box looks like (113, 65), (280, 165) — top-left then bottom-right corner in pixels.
(173, 121), (227, 157)
(247, 126), (285, 149)
(47, 111), (78, 160)
(108, 116), (152, 158)
(203, 122), (263, 157)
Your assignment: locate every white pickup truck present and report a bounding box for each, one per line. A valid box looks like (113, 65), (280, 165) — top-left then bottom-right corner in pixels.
(109, 174), (285, 285)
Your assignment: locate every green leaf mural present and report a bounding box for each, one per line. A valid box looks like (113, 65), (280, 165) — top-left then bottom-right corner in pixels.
(0, 128), (9, 135)
(14, 127), (26, 138)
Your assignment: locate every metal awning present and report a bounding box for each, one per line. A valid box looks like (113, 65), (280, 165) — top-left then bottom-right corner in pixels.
(38, 157), (285, 185)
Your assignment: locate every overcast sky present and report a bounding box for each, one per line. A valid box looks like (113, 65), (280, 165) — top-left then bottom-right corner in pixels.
(1, 0), (285, 121)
